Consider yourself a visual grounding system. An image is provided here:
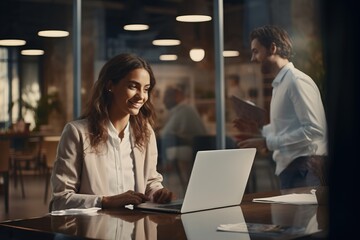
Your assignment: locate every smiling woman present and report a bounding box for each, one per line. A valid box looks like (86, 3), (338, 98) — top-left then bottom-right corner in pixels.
(50, 53), (174, 212)
(107, 68), (151, 125)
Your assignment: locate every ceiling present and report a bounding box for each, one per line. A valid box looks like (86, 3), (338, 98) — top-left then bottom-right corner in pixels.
(0, 0), (247, 64)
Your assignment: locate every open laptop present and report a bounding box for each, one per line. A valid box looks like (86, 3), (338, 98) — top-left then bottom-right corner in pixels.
(135, 148), (256, 214)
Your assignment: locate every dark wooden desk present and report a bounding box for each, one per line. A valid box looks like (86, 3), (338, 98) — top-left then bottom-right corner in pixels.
(0, 187), (328, 240)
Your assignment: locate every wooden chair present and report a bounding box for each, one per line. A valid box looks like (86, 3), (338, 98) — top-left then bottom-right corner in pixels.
(41, 136), (60, 204)
(10, 136), (43, 198)
(0, 140), (11, 213)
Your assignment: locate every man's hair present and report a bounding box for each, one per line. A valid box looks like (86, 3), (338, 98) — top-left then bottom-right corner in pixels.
(250, 25), (293, 59)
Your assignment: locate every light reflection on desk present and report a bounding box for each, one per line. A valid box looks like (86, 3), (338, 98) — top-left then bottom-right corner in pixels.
(49, 205), (323, 240)
(48, 204), (324, 240)
(0, 187), (328, 240)
(50, 208), (183, 240)
(50, 207), (249, 240)
(181, 206), (250, 240)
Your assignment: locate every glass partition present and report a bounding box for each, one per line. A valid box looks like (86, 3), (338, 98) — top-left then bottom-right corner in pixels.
(0, 0), (325, 194)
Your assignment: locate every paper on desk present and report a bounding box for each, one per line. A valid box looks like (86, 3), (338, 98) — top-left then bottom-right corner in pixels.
(217, 222), (249, 233)
(252, 191), (317, 205)
(51, 207), (101, 216)
(217, 222), (305, 235)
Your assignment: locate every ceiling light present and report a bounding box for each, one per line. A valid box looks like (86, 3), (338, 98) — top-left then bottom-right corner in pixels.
(176, 0), (212, 23)
(37, 0), (70, 38)
(123, 24), (149, 31)
(176, 15), (212, 23)
(123, 1), (149, 32)
(152, 39), (181, 46)
(189, 48), (205, 62)
(152, 25), (181, 46)
(223, 50), (240, 57)
(38, 30), (69, 38)
(159, 54), (178, 61)
(21, 49), (45, 56)
(0, 39), (26, 47)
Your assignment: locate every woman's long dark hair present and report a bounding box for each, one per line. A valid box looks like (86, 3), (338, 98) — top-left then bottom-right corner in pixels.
(81, 53), (156, 151)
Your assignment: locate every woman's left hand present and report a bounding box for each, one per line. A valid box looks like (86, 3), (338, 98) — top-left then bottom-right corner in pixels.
(152, 188), (174, 204)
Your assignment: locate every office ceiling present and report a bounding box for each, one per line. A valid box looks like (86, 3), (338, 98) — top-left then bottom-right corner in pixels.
(0, 0), (247, 63)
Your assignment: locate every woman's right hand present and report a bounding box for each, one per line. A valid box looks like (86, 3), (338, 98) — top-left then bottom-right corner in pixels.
(101, 190), (150, 209)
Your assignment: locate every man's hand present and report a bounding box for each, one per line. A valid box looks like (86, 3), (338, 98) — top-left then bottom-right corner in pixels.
(238, 137), (268, 155)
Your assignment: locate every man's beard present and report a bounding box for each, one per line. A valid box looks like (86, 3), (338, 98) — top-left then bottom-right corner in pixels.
(261, 60), (272, 75)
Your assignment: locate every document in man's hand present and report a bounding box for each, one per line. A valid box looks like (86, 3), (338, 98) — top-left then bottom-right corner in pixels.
(230, 95), (267, 126)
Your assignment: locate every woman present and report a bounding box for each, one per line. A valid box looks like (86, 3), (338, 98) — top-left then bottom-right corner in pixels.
(50, 53), (173, 211)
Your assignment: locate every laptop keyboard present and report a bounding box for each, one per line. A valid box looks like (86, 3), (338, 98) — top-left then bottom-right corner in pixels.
(157, 204), (182, 210)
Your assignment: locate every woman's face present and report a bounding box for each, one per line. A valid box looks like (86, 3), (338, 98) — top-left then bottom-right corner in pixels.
(108, 68), (151, 118)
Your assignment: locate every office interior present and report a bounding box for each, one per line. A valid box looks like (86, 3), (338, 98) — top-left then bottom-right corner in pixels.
(0, 0), (358, 238)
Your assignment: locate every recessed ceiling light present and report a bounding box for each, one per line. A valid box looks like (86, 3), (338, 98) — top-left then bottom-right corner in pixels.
(123, 24), (149, 31)
(176, 0), (212, 23)
(38, 30), (69, 38)
(176, 15), (212, 23)
(152, 39), (181, 46)
(159, 54), (178, 61)
(21, 49), (45, 56)
(223, 50), (240, 57)
(0, 39), (26, 46)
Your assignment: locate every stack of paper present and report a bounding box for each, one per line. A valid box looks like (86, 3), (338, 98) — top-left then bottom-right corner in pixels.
(217, 222), (304, 234)
(252, 192), (317, 205)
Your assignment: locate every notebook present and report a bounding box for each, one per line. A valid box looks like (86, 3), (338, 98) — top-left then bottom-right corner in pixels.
(230, 95), (267, 126)
(135, 148), (256, 214)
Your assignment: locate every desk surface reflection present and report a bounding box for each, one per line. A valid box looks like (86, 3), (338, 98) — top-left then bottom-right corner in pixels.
(0, 187), (328, 240)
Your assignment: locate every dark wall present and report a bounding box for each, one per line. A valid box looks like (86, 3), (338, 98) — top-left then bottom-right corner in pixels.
(323, 0), (360, 238)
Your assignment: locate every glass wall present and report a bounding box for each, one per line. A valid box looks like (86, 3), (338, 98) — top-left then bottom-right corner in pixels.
(0, 0), (73, 133)
(0, 0), (325, 193)
(0, 48), (20, 130)
(0, 0), (324, 129)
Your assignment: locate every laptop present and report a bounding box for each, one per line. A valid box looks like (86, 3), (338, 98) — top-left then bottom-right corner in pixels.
(135, 148), (256, 214)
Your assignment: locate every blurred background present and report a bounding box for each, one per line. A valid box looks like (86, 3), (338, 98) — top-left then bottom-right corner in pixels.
(0, 0), (324, 135)
(0, 0), (325, 221)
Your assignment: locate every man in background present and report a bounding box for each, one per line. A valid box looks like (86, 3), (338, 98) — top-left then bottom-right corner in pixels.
(158, 84), (207, 183)
(160, 84), (207, 142)
(235, 25), (328, 189)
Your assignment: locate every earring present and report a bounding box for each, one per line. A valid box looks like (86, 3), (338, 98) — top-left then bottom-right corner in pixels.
(108, 89), (112, 92)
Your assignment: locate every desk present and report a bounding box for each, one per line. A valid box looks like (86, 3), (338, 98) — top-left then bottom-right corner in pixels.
(0, 187), (328, 240)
